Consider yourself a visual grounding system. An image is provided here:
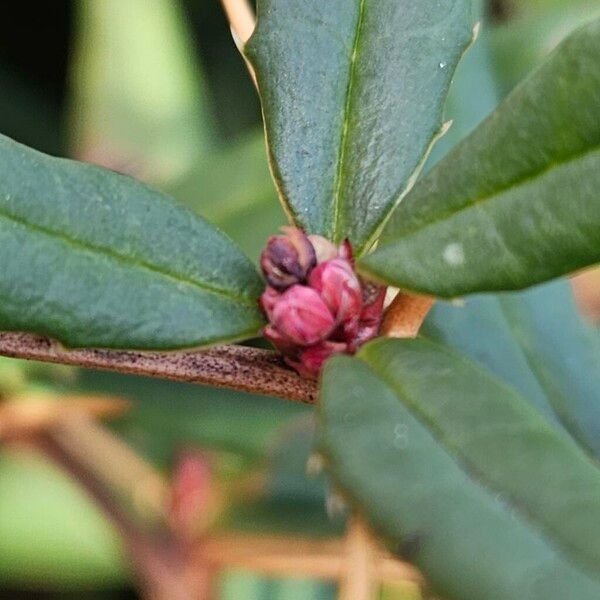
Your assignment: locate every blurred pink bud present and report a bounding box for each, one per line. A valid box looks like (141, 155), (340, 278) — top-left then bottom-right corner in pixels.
(286, 340), (348, 379)
(309, 258), (362, 324)
(308, 234), (339, 263)
(169, 451), (212, 537)
(260, 226), (316, 290)
(270, 285), (335, 345)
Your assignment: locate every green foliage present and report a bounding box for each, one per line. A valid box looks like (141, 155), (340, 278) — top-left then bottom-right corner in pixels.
(319, 339), (600, 600)
(0, 134), (264, 349)
(69, 0), (214, 183)
(0, 450), (127, 589)
(168, 130), (285, 260)
(361, 17), (600, 296)
(245, 0), (474, 253)
(423, 280), (600, 458)
(3, 2), (600, 599)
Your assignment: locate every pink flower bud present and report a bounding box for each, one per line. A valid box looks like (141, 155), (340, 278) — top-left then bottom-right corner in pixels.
(260, 287), (280, 321)
(269, 285), (335, 345)
(308, 234), (339, 264)
(259, 232), (387, 379)
(260, 226), (316, 290)
(350, 284), (386, 351)
(285, 340), (348, 379)
(309, 258), (362, 325)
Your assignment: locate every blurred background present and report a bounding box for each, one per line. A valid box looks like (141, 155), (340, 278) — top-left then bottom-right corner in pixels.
(0, 0), (599, 598)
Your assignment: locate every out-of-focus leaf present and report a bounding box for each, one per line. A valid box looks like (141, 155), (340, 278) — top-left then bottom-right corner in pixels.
(245, 0), (473, 253)
(0, 65), (62, 156)
(223, 416), (341, 538)
(77, 370), (308, 465)
(69, 0), (214, 183)
(320, 339), (600, 600)
(168, 130), (284, 260)
(430, 0), (500, 161)
(491, 0), (600, 93)
(0, 134), (264, 349)
(219, 572), (335, 600)
(0, 449), (126, 590)
(362, 18), (600, 296)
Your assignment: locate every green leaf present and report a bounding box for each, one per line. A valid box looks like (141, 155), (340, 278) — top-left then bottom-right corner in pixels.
(422, 280), (600, 458)
(319, 338), (600, 600)
(168, 130), (285, 260)
(0, 134), (264, 349)
(0, 449), (126, 589)
(428, 0), (500, 163)
(361, 17), (600, 296)
(245, 0), (474, 252)
(490, 0), (600, 93)
(69, 0), (215, 184)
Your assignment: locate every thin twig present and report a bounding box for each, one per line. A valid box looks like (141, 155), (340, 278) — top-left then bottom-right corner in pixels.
(0, 332), (317, 404)
(0, 393), (129, 440)
(338, 516), (379, 600)
(197, 533), (421, 585)
(220, 0), (257, 86)
(31, 419), (203, 600)
(381, 292), (435, 339)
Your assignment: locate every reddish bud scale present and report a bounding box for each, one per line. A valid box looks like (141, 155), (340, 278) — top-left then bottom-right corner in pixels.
(260, 228), (386, 378)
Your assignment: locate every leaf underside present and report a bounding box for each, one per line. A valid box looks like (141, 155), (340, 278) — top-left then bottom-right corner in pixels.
(361, 17), (600, 295)
(246, 0), (473, 253)
(319, 338), (600, 600)
(0, 134), (265, 349)
(423, 279), (600, 459)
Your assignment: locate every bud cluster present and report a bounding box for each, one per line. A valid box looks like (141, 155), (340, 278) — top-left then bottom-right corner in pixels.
(260, 227), (386, 378)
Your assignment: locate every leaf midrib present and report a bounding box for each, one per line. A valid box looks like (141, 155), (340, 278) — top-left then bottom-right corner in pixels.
(360, 345), (600, 582)
(0, 207), (259, 307)
(378, 143), (600, 244)
(331, 0), (366, 243)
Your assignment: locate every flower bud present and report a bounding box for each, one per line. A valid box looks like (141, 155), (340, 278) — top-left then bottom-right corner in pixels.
(260, 226), (316, 290)
(286, 340), (347, 379)
(260, 232), (387, 379)
(269, 285), (335, 345)
(350, 283), (386, 350)
(308, 258), (362, 324)
(308, 234), (339, 264)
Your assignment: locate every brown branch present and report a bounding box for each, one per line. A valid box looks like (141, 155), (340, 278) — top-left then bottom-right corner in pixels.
(381, 292), (435, 339)
(0, 332), (317, 404)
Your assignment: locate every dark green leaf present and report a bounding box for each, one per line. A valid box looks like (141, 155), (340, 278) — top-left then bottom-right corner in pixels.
(0, 134), (264, 349)
(361, 17), (600, 296)
(320, 338), (600, 600)
(422, 280), (600, 458)
(245, 0), (473, 252)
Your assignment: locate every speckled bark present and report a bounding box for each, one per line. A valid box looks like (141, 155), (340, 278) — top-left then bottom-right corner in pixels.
(0, 332), (317, 404)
